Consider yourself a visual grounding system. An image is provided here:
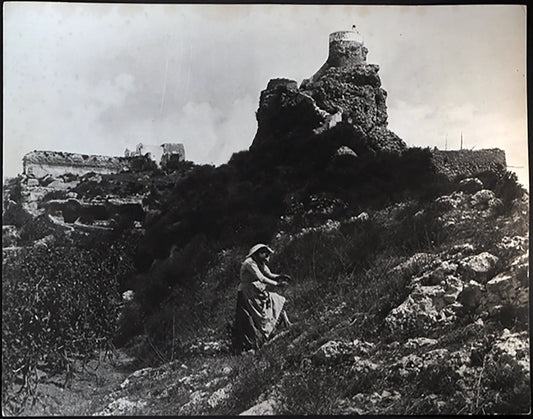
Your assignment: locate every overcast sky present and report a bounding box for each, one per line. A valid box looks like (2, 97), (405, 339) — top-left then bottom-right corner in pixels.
(3, 3), (528, 187)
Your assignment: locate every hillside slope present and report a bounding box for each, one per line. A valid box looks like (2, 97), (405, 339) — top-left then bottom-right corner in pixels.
(12, 170), (528, 416)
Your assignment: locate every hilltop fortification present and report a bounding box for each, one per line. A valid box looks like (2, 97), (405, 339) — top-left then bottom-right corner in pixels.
(251, 29), (405, 153)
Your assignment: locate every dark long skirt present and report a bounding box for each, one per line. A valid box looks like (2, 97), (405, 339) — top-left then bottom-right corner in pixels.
(232, 289), (285, 354)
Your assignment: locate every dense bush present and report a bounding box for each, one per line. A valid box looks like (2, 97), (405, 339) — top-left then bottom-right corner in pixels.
(133, 145), (446, 314)
(2, 235), (137, 414)
(128, 155), (159, 172)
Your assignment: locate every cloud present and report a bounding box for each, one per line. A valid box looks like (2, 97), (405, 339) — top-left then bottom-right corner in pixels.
(3, 4), (528, 188)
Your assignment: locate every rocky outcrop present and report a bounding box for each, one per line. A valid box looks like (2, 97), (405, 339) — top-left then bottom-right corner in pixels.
(250, 31), (406, 155)
(301, 65), (405, 153)
(385, 182), (529, 337)
(250, 79), (327, 150)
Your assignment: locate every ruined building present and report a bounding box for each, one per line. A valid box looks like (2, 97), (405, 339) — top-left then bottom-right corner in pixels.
(23, 142), (185, 178)
(124, 142), (185, 165)
(23, 151), (131, 178)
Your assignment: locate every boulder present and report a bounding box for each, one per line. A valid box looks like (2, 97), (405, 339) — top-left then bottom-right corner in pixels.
(350, 356), (380, 374)
(2, 225), (20, 247)
(348, 211), (369, 223)
(470, 189), (496, 209)
(207, 383), (234, 409)
(426, 261), (458, 285)
(385, 284), (454, 335)
(239, 398), (281, 416)
(334, 145), (358, 158)
(312, 339), (375, 365)
(457, 177), (483, 193)
(94, 397), (147, 416)
(442, 275), (463, 304)
(457, 280), (484, 309)
(434, 192), (468, 211)
(458, 252), (499, 283)
(491, 330), (530, 374)
(47, 179), (72, 190)
(403, 337), (438, 349)
(313, 340), (348, 365)
(388, 252), (436, 279)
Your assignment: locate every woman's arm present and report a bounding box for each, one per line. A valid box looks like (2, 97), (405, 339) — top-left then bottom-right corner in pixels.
(246, 259), (279, 286)
(263, 263), (291, 282)
(261, 263), (282, 280)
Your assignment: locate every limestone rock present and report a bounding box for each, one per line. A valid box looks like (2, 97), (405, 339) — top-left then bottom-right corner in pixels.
(426, 261), (458, 285)
(350, 355), (380, 374)
(470, 189), (496, 209)
(449, 243), (476, 256)
(458, 252), (499, 283)
(348, 211), (369, 223)
(302, 65), (405, 152)
(496, 236), (529, 260)
(457, 177), (484, 193)
(388, 252), (436, 279)
(442, 275), (463, 304)
(27, 178), (40, 187)
(385, 283), (455, 335)
(2, 225), (20, 247)
(312, 339), (376, 365)
(239, 398), (281, 416)
(403, 337), (438, 349)
(334, 145), (358, 158)
(434, 192), (469, 211)
(491, 330), (530, 374)
(207, 383), (233, 409)
(312, 340), (348, 365)
(93, 397), (147, 416)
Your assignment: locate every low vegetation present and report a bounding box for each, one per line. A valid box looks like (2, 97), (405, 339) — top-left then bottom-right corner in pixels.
(2, 137), (529, 414)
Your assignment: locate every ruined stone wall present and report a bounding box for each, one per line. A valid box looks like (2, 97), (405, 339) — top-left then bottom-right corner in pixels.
(431, 149), (506, 180)
(23, 151), (132, 178)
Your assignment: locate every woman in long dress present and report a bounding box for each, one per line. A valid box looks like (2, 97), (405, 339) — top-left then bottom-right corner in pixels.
(233, 244), (292, 353)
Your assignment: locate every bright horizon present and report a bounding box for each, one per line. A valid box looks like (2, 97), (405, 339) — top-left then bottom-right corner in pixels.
(3, 3), (528, 188)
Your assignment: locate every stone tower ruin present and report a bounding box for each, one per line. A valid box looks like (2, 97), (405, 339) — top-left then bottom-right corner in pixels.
(251, 28), (405, 153)
(306, 29), (368, 84)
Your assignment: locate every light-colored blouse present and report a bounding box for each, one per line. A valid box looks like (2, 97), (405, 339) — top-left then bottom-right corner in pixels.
(238, 257), (276, 292)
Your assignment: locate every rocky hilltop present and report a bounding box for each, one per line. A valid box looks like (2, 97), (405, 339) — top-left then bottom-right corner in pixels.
(2, 29), (529, 416)
(251, 30), (405, 154)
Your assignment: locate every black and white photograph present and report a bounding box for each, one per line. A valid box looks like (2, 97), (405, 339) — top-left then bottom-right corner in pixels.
(2, 2), (530, 415)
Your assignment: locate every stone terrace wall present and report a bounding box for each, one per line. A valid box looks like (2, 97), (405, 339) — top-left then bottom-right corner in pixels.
(431, 149), (506, 181)
(23, 151), (132, 178)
